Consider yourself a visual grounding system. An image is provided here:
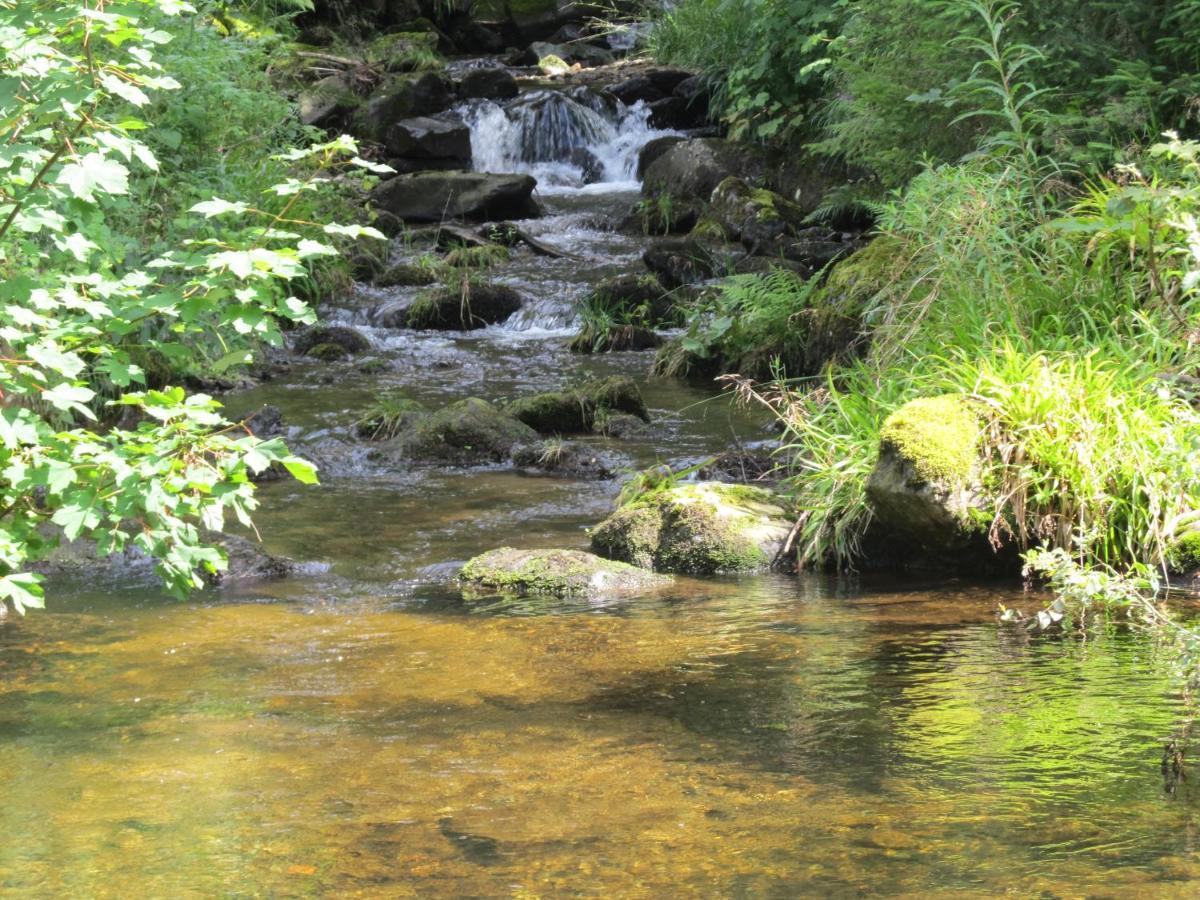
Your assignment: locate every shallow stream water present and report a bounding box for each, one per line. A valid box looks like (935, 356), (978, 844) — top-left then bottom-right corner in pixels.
(2, 81), (1200, 897)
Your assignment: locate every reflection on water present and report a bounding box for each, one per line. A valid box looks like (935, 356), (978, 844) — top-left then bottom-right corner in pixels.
(1, 576), (1199, 896)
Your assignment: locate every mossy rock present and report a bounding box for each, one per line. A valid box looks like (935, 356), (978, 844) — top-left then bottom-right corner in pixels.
(375, 263), (438, 288)
(406, 282), (523, 330)
(706, 176), (807, 244)
(590, 482), (793, 575)
(879, 395), (981, 485)
(460, 548), (670, 600)
(866, 395), (995, 566)
(392, 397), (537, 465)
(1168, 532), (1200, 574)
(307, 342), (350, 362)
(507, 390), (592, 433)
(511, 441), (615, 479)
(506, 376), (650, 435)
(364, 31), (440, 72)
(293, 325), (370, 358)
(538, 54), (571, 75)
(569, 324), (663, 354)
(593, 411), (652, 439)
(823, 235), (906, 312)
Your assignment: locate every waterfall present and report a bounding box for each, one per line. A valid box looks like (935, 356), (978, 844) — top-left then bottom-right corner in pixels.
(457, 88), (677, 191)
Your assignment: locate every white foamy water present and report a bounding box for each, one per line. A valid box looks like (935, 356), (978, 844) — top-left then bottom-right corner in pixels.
(457, 88), (677, 192)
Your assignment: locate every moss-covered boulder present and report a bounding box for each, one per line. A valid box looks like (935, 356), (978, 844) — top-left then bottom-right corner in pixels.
(460, 548), (671, 599)
(591, 482), (793, 574)
(405, 282), (523, 329)
(293, 325), (370, 358)
(392, 397), (537, 465)
(357, 72), (453, 142)
(865, 395), (993, 562)
(1167, 532), (1200, 575)
(703, 177), (808, 245)
(299, 73), (360, 128)
(506, 376), (650, 434)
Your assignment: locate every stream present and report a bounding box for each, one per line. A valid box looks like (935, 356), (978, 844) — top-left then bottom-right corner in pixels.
(2, 71), (1200, 896)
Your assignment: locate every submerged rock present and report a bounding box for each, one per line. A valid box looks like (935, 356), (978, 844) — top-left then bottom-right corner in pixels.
(865, 395), (994, 566)
(591, 482), (793, 574)
(460, 548), (670, 599)
(371, 171), (540, 223)
(391, 397), (537, 465)
(207, 535), (298, 586)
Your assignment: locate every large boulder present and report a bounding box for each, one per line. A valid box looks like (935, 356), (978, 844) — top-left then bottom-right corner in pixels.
(371, 171), (539, 223)
(506, 0), (572, 42)
(357, 72), (453, 142)
(391, 397), (537, 465)
(457, 67), (519, 101)
(460, 548), (670, 599)
(591, 482), (793, 574)
(506, 375), (649, 434)
(865, 395), (994, 565)
(636, 136), (685, 180)
(570, 275), (680, 352)
(386, 115), (472, 163)
(642, 139), (768, 208)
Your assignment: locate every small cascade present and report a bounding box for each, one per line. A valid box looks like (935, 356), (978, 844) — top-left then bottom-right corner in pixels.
(458, 87), (676, 190)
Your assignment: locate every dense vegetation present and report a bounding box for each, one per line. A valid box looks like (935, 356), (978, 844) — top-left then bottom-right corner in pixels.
(0, 1), (385, 611)
(653, 1), (1200, 600)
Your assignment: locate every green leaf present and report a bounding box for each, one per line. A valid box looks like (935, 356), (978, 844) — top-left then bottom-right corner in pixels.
(282, 457), (319, 485)
(56, 152), (129, 201)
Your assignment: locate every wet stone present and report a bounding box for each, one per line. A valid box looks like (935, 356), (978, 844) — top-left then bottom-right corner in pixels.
(459, 548), (671, 599)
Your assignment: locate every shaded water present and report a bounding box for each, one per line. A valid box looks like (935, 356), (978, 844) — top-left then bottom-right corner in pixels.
(3, 86), (1200, 897)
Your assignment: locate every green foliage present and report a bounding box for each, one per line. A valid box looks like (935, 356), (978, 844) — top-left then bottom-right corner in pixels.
(442, 243), (510, 269)
(0, 1), (384, 610)
(742, 140), (1200, 572)
(650, 0), (845, 142)
(354, 392), (426, 441)
(657, 0), (1200, 187)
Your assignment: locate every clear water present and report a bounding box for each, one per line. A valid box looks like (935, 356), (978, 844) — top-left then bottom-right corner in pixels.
(2, 102), (1200, 897)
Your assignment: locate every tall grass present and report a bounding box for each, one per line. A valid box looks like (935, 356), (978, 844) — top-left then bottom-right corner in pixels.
(764, 157), (1200, 573)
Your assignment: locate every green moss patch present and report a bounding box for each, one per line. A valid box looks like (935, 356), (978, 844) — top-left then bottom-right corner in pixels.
(880, 395), (981, 485)
(460, 548), (670, 598)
